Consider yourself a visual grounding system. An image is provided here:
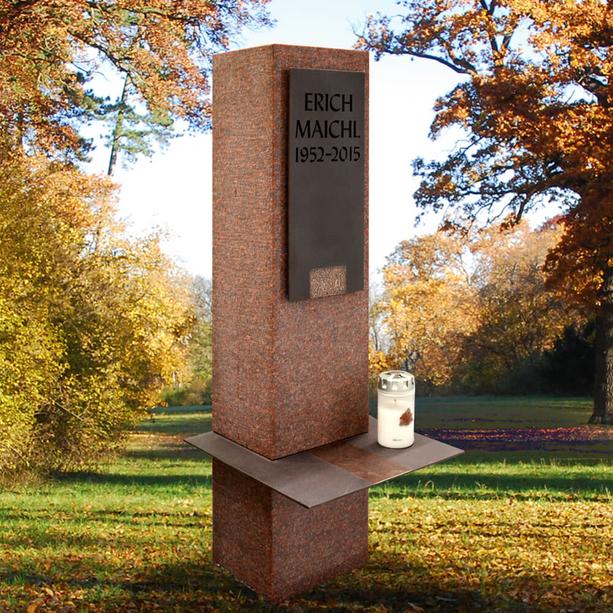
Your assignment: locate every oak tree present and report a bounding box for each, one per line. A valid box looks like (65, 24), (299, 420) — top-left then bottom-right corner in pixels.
(358, 0), (612, 421)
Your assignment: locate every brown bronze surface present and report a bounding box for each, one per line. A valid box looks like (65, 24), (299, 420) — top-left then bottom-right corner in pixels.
(309, 265), (347, 299)
(187, 416), (463, 508)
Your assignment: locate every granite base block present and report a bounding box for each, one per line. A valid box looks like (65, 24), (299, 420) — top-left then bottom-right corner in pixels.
(212, 459), (369, 602)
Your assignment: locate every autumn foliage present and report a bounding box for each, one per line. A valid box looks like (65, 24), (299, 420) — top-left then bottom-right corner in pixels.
(359, 0), (612, 420)
(0, 1), (271, 473)
(0, 0), (271, 164)
(371, 221), (583, 393)
(0, 147), (197, 472)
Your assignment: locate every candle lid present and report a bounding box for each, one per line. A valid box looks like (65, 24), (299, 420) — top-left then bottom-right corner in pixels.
(378, 370), (414, 393)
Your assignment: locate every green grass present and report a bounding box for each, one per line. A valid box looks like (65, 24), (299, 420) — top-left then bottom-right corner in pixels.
(374, 395), (595, 429)
(0, 399), (611, 611)
(420, 396), (595, 428)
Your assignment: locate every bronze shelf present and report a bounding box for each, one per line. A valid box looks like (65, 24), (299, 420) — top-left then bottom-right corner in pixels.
(186, 416), (463, 508)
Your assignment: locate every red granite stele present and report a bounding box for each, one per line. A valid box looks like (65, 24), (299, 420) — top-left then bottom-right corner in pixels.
(212, 44), (369, 460)
(211, 44), (370, 602)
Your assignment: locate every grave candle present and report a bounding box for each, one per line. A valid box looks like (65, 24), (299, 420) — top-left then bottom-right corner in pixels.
(377, 370), (415, 448)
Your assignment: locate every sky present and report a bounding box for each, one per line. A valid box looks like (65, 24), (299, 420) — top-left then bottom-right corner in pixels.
(86, 1), (476, 281)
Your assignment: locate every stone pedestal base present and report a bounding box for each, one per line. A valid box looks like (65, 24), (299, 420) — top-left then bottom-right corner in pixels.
(212, 459), (369, 602)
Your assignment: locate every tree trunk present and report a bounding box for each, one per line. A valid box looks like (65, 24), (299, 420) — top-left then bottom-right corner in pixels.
(590, 265), (613, 424)
(107, 74), (129, 176)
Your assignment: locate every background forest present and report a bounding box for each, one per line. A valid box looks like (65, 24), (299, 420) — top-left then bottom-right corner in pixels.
(369, 219), (594, 396)
(0, 0), (266, 473)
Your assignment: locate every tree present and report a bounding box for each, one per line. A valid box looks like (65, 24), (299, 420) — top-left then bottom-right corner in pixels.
(542, 323), (595, 395)
(0, 0), (273, 473)
(544, 198), (612, 421)
(462, 220), (578, 391)
(368, 283), (390, 387)
(187, 277), (213, 396)
(162, 276), (214, 406)
(0, 0), (272, 168)
(0, 146), (194, 473)
(376, 231), (478, 390)
(374, 220), (580, 393)
(358, 0), (612, 421)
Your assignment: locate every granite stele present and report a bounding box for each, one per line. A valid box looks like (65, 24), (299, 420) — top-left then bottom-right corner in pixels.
(186, 44), (463, 603)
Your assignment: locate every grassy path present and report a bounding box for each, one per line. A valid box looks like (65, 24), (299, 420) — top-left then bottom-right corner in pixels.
(0, 399), (611, 611)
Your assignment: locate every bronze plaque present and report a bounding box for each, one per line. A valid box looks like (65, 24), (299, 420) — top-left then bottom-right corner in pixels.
(288, 69), (365, 301)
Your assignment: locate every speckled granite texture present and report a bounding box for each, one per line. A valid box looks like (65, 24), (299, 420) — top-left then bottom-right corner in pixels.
(212, 44), (369, 459)
(212, 459), (369, 603)
(309, 265), (347, 299)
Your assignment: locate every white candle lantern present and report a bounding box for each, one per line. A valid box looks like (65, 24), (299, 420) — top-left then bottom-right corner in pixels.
(377, 370), (415, 448)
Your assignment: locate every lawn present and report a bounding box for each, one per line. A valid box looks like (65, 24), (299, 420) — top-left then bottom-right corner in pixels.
(0, 398), (611, 612)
